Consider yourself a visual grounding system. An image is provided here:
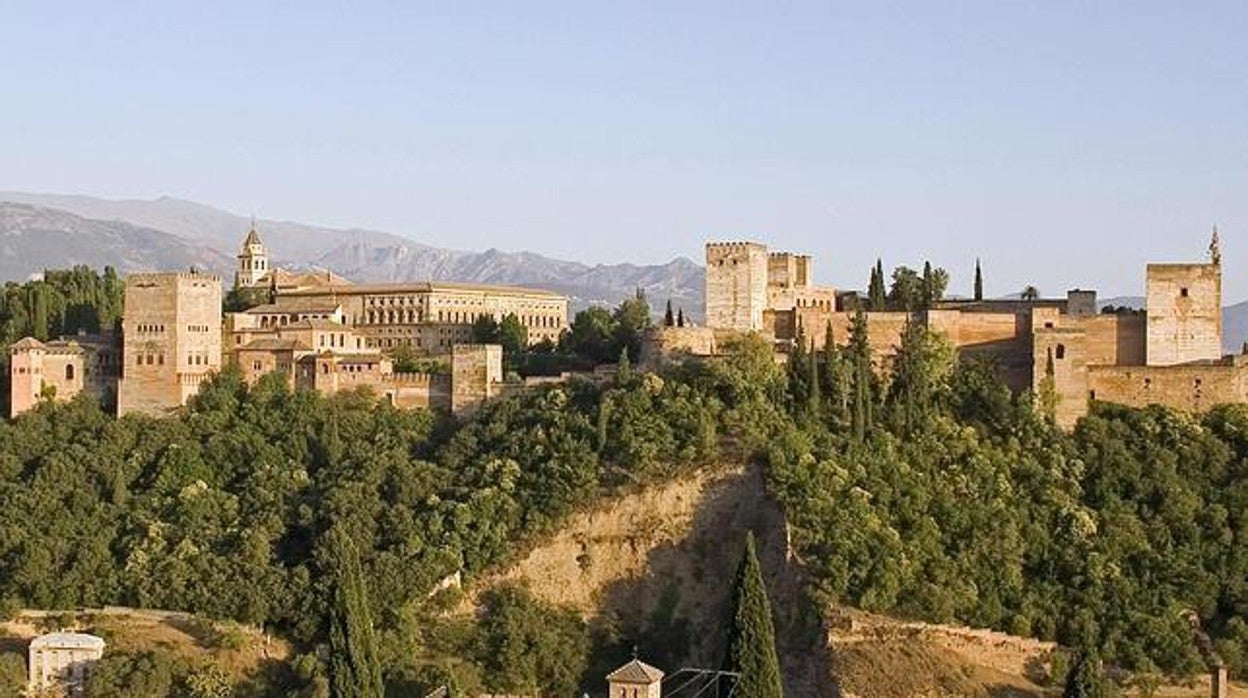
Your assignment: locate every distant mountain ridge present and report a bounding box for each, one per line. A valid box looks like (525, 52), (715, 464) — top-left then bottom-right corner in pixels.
(0, 192), (705, 315)
(0, 202), (231, 280)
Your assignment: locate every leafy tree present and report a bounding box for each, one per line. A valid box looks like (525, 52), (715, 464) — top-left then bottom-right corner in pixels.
(564, 306), (615, 364)
(327, 527), (383, 698)
(723, 532), (783, 698)
(497, 313), (528, 357)
(0, 652), (25, 696)
(1062, 651), (1115, 698)
(471, 314), (501, 344)
(612, 289), (651, 362)
(476, 584), (588, 696)
(1022, 285), (1040, 301)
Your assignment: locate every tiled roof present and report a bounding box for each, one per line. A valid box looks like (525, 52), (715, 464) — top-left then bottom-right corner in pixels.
(606, 659), (665, 684)
(10, 337), (46, 350)
(245, 298), (343, 314)
(283, 280), (566, 299)
(240, 338), (309, 352)
(30, 632), (106, 650)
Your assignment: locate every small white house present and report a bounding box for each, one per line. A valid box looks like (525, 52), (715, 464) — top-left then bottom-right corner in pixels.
(28, 632), (106, 697)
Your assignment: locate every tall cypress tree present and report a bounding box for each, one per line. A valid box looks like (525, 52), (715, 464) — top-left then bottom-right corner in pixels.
(724, 532), (784, 698)
(974, 259), (984, 301)
(328, 527), (384, 698)
(922, 261), (934, 309)
(806, 338), (820, 417)
(868, 260), (887, 311)
(848, 309), (873, 442)
(664, 300), (675, 327)
(677, 308), (685, 327)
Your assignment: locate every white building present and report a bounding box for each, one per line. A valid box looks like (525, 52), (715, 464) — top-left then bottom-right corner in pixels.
(28, 632), (105, 697)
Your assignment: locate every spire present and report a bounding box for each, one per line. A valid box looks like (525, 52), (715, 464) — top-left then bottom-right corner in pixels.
(1210, 225), (1222, 266)
(243, 217), (263, 249)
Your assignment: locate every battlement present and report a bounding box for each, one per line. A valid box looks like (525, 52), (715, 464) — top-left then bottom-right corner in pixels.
(126, 271), (222, 285)
(705, 241), (767, 252)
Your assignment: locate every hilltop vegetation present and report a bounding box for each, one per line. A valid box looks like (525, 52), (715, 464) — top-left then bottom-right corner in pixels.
(4, 280), (1248, 693)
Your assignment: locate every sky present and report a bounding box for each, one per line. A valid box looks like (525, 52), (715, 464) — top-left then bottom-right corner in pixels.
(2, 1), (1247, 300)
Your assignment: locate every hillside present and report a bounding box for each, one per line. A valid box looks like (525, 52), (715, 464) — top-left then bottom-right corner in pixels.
(0, 192), (706, 314)
(462, 461), (1248, 698)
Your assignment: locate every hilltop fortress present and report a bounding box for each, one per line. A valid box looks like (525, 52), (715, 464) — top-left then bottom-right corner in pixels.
(10, 226), (570, 418)
(648, 233), (1243, 428)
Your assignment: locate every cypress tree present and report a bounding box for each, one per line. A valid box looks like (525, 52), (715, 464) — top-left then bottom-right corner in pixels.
(848, 309), (873, 442)
(677, 308), (685, 327)
(664, 300), (675, 327)
(724, 532), (784, 698)
(328, 527), (383, 698)
(807, 338), (820, 417)
(974, 259), (984, 301)
(922, 261), (934, 309)
(868, 260), (887, 311)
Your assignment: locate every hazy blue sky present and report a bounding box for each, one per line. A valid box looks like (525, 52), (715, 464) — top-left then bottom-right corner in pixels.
(3, 1), (1247, 299)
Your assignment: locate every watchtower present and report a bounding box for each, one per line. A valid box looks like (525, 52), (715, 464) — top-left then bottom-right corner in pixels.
(705, 241), (769, 331)
(117, 271), (223, 416)
(1146, 233), (1222, 366)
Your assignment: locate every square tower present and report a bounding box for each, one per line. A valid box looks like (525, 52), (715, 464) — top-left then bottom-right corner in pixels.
(1145, 262), (1221, 366)
(118, 272), (223, 416)
(705, 242), (769, 331)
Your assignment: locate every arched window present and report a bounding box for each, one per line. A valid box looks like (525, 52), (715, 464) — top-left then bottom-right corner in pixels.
(1055, 344), (1066, 360)
(65, 364), (75, 381)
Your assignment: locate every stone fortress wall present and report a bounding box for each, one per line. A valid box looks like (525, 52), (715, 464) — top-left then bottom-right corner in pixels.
(676, 233), (1248, 429)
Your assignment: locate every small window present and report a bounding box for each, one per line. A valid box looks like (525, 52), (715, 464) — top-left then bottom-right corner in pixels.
(1180, 287), (1189, 297)
(1089, 390), (1096, 400)
(1055, 344), (1066, 360)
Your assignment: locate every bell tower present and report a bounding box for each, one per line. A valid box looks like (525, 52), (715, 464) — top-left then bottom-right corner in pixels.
(235, 222), (270, 288)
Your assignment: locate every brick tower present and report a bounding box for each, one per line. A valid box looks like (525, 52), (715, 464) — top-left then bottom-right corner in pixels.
(705, 241), (769, 331)
(1146, 232), (1223, 366)
(117, 271), (223, 416)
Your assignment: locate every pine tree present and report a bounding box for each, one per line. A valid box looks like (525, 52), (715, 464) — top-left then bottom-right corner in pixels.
(1062, 651), (1113, 698)
(974, 259), (984, 301)
(664, 300), (675, 327)
(328, 527), (383, 698)
(724, 532), (784, 698)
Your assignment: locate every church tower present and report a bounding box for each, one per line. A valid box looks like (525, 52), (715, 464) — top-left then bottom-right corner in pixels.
(235, 223), (270, 288)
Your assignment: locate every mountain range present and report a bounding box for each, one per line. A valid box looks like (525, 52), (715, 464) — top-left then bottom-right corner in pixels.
(0, 192), (704, 316)
(3, 191), (1248, 352)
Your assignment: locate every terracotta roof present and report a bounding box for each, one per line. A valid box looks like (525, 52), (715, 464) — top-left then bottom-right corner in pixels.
(282, 318), (351, 331)
(283, 280), (566, 299)
(245, 298), (343, 314)
(606, 659), (665, 684)
(10, 337), (46, 350)
(240, 338), (309, 352)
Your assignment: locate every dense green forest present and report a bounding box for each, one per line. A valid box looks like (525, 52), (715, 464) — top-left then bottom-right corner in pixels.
(3, 269), (1248, 694)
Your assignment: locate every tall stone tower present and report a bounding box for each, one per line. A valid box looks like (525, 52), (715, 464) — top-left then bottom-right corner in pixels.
(117, 271), (223, 416)
(235, 224), (270, 288)
(705, 241), (769, 331)
(1146, 234), (1223, 366)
